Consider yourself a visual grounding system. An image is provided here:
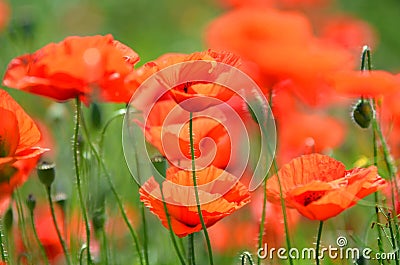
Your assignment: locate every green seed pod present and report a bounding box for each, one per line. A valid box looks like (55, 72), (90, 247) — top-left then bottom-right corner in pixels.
(37, 161), (56, 188)
(90, 102), (102, 130)
(26, 194), (36, 213)
(353, 100), (374, 129)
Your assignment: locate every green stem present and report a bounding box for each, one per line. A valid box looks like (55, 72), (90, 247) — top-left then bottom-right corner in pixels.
(46, 187), (71, 265)
(257, 179), (267, 265)
(73, 98), (93, 265)
(79, 112), (145, 265)
(0, 218), (7, 262)
(260, 124), (293, 265)
(188, 112), (214, 265)
(99, 228), (109, 265)
(140, 203), (149, 265)
(373, 123), (385, 265)
(15, 190), (31, 257)
(160, 185), (187, 265)
(315, 221), (324, 265)
(188, 234), (195, 265)
(387, 213), (399, 265)
(28, 210), (49, 265)
(99, 109), (126, 154)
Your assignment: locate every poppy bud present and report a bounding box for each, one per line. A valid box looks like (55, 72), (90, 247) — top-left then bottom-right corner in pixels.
(3, 207), (13, 232)
(151, 156), (167, 184)
(26, 194), (36, 212)
(352, 99), (374, 129)
(37, 161), (56, 188)
(92, 208), (106, 232)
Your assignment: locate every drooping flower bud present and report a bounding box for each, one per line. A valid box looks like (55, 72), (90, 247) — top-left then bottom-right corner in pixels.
(352, 99), (374, 129)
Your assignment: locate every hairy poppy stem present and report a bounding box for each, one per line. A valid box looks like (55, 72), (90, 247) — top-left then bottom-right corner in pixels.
(189, 112), (214, 265)
(257, 178), (267, 265)
(258, 90), (294, 265)
(73, 98), (93, 265)
(45, 187), (72, 265)
(315, 221), (324, 265)
(188, 234), (195, 265)
(27, 206), (49, 265)
(0, 218), (7, 263)
(79, 111), (145, 265)
(373, 121), (386, 265)
(99, 109), (127, 154)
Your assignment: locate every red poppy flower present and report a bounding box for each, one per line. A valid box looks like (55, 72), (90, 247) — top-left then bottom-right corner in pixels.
(0, 0), (10, 32)
(331, 70), (400, 98)
(267, 154), (387, 220)
(139, 166), (250, 237)
(128, 49), (241, 112)
(278, 111), (346, 164)
(0, 90), (47, 215)
(206, 8), (354, 106)
(2, 35), (139, 104)
(319, 16), (376, 52)
(142, 99), (232, 169)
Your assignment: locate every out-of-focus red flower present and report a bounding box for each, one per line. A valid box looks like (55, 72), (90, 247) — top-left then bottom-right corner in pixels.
(319, 16), (376, 52)
(331, 70), (400, 98)
(206, 8), (354, 106)
(0, 89), (47, 215)
(3, 35), (139, 104)
(140, 166), (250, 237)
(267, 154), (387, 220)
(0, 0), (10, 32)
(128, 49), (241, 112)
(278, 111), (346, 164)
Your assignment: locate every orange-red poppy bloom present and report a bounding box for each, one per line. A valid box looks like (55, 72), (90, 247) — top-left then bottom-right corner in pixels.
(143, 99), (232, 169)
(331, 70), (400, 98)
(3, 35), (139, 104)
(278, 111), (346, 164)
(206, 8), (354, 106)
(128, 49), (241, 112)
(0, 0), (10, 32)
(0, 89), (47, 215)
(139, 166), (250, 237)
(267, 154), (387, 220)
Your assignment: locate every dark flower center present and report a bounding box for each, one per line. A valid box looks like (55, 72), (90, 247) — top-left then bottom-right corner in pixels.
(295, 191), (326, 206)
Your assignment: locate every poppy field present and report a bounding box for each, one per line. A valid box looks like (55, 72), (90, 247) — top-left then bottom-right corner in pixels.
(1, 0), (400, 264)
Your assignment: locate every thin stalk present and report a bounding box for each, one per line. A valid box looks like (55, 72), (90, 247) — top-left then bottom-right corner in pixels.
(160, 185), (187, 265)
(79, 113), (145, 265)
(73, 98), (93, 265)
(98, 228), (109, 265)
(188, 112), (214, 265)
(140, 203), (149, 265)
(45, 187), (72, 265)
(0, 218), (7, 262)
(99, 109), (126, 154)
(387, 213), (399, 265)
(257, 179), (267, 265)
(28, 210), (49, 265)
(15, 190), (31, 255)
(373, 125), (385, 265)
(315, 221), (324, 265)
(260, 124), (293, 265)
(188, 234), (195, 265)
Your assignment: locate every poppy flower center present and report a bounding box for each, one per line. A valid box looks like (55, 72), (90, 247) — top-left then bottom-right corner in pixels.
(0, 137), (9, 157)
(294, 191), (326, 206)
